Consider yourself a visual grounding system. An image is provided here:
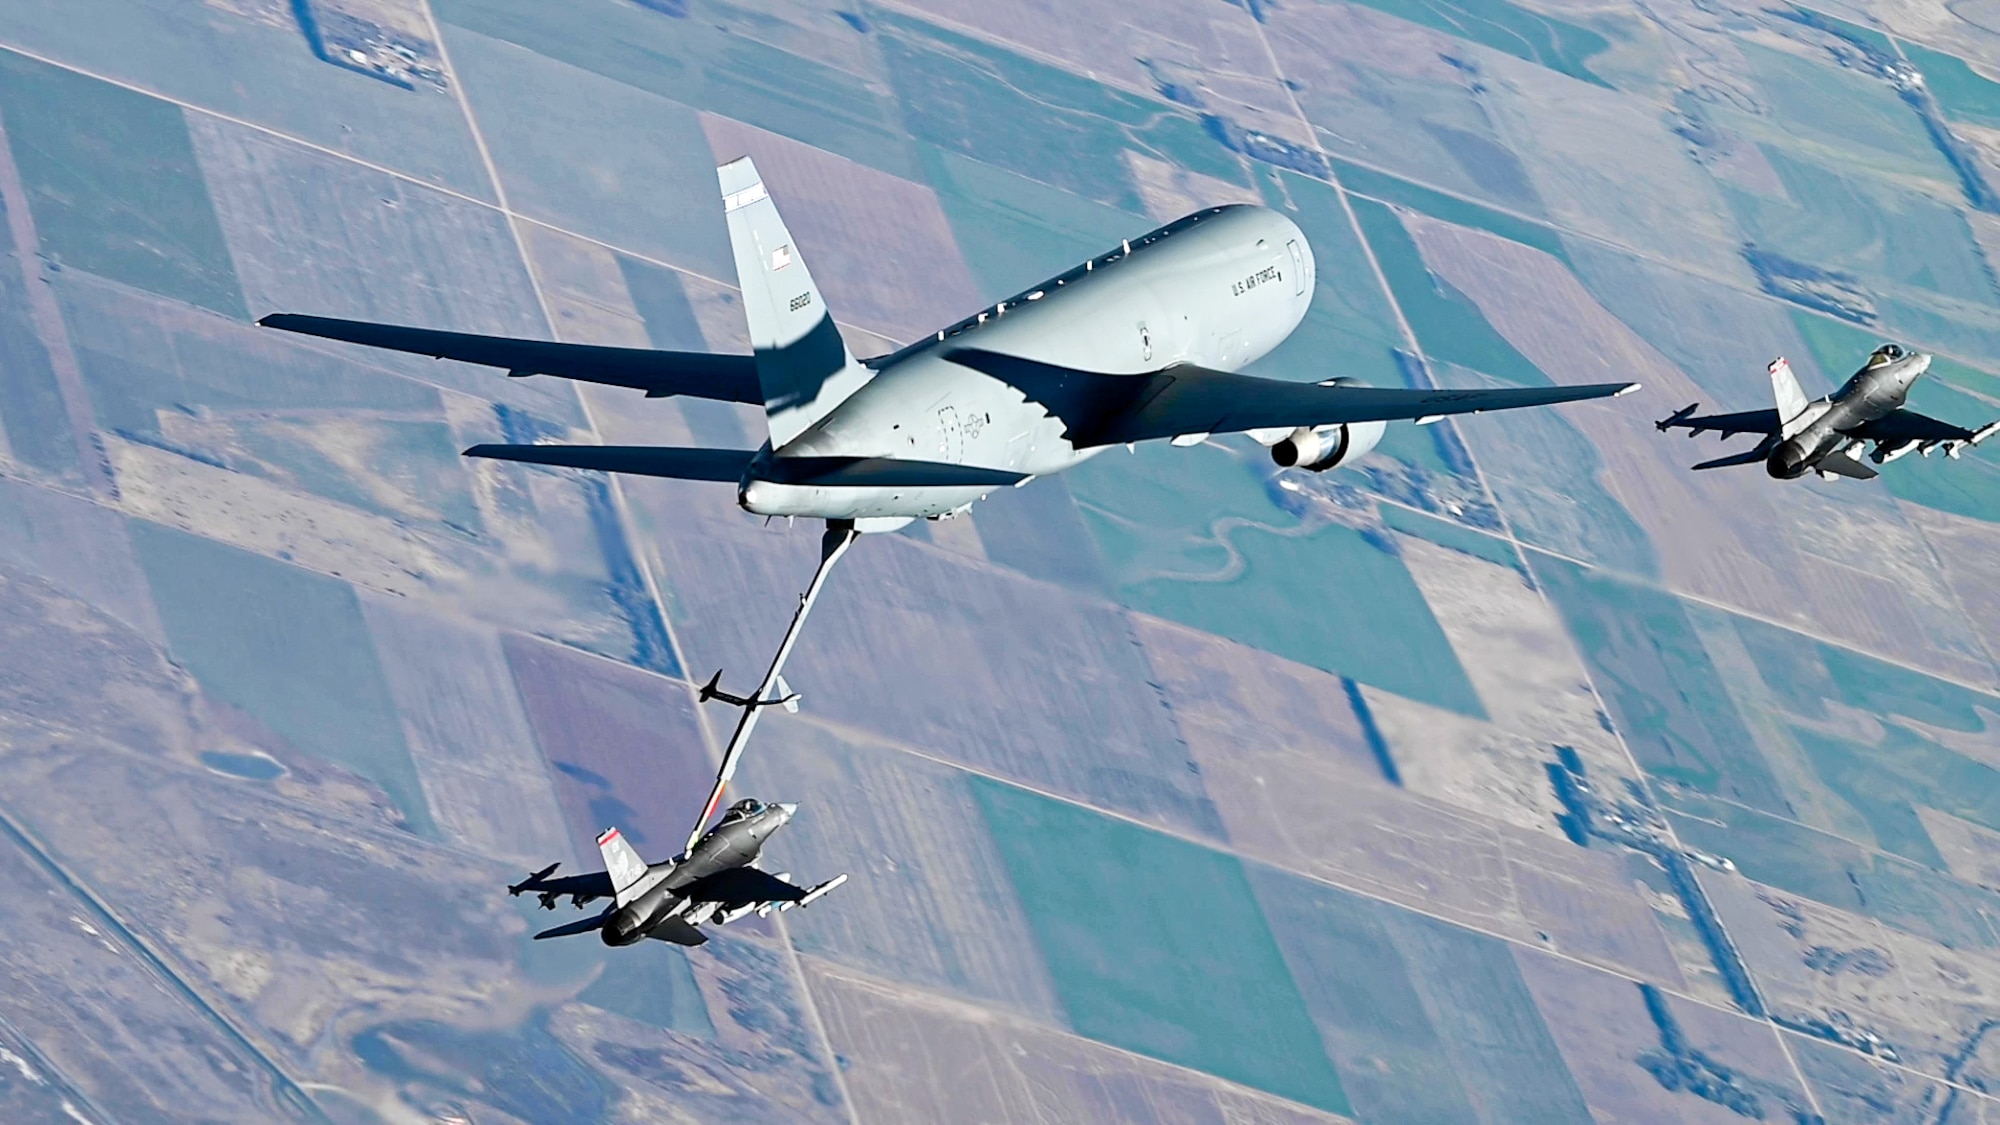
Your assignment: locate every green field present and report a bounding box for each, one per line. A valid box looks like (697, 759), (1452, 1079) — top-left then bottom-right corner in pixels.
(879, 16), (1144, 211)
(1532, 556), (1787, 811)
(921, 147), (1148, 303)
(231, 419), (482, 535)
(1901, 41), (2000, 131)
(1349, 197), (1548, 387)
(577, 944), (713, 1036)
(1449, 381), (1658, 575)
(0, 254), (72, 477)
(1250, 865), (1595, 1123)
(0, 51), (243, 318)
(1725, 146), (1995, 306)
(1379, 503), (1521, 570)
(436, 0), (913, 179)
(1739, 42), (1952, 176)
(1667, 792), (2000, 950)
(130, 520), (434, 836)
(1333, 158), (1570, 266)
(972, 778), (1351, 1116)
(1345, 0), (1611, 87)
(1072, 438), (1486, 716)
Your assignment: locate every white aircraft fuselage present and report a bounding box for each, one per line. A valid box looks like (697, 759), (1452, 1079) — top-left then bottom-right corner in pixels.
(738, 205), (1314, 524)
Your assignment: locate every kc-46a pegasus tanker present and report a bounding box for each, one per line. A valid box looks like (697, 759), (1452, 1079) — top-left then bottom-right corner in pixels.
(260, 157), (1638, 532)
(1656, 344), (2000, 480)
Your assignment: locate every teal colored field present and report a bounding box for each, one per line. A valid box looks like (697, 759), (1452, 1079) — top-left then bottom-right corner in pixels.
(1072, 437), (1485, 716)
(921, 147), (1148, 303)
(1252, 169), (1408, 389)
(1333, 158), (1570, 266)
(1349, 197), (1548, 387)
(0, 51), (243, 318)
(1900, 42), (2000, 131)
(875, 10), (1245, 194)
(231, 419), (482, 535)
(971, 778), (1351, 1116)
(1346, 0), (1611, 87)
(1667, 792), (2000, 950)
(435, 0), (914, 179)
(1531, 555), (1786, 812)
(577, 945), (713, 1037)
(1379, 503), (1521, 570)
(1739, 43), (1952, 176)
(878, 15), (1143, 211)
(1250, 866), (1593, 1123)
(1445, 371), (1657, 575)
(0, 240), (72, 477)
(130, 521), (434, 836)
(1725, 147), (1995, 306)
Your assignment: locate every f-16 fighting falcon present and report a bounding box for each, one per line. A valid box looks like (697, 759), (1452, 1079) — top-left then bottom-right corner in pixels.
(261, 157), (1639, 848)
(1656, 344), (2000, 480)
(509, 797), (847, 947)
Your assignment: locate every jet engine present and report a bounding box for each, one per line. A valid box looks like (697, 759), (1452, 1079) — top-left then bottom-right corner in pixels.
(1271, 420), (1385, 472)
(1260, 377), (1385, 473)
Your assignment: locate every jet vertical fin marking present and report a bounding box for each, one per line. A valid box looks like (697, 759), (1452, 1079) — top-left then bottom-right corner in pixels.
(1770, 357), (1812, 437)
(597, 828), (649, 905)
(718, 157), (870, 447)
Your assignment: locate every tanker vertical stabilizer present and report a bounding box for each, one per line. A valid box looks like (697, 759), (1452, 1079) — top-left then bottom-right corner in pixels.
(718, 157), (870, 448)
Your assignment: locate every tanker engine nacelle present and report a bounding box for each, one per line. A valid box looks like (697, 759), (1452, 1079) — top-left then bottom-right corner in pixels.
(1256, 378), (1385, 472)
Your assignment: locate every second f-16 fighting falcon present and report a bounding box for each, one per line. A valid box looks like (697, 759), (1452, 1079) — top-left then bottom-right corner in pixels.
(510, 797), (847, 948)
(261, 157), (1640, 848)
(1656, 344), (2000, 480)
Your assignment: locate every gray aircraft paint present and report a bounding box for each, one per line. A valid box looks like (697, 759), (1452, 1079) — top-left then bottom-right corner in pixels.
(738, 200), (1315, 523)
(1658, 344), (2000, 480)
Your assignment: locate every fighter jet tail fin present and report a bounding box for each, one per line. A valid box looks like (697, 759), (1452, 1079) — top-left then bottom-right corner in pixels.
(718, 157), (869, 449)
(1769, 358), (1811, 437)
(597, 828), (648, 906)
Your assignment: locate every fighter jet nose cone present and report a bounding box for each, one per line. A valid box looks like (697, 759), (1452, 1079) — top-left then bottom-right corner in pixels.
(775, 802), (798, 820)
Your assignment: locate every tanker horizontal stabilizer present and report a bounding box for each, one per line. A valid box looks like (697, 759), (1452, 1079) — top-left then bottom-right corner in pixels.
(258, 314), (761, 403)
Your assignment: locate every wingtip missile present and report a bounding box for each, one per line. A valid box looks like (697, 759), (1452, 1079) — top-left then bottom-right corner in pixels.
(1614, 382), (1642, 398)
(1656, 402), (1699, 433)
(509, 862), (560, 895)
(1972, 421), (2000, 447)
(796, 873), (849, 909)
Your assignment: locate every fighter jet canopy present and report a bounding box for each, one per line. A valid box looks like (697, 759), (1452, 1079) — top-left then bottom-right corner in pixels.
(1869, 343), (1909, 365)
(720, 798), (766, 823)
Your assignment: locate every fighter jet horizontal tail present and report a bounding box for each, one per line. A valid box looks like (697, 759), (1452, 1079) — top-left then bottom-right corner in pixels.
(258, 314), (761, 403)
(940, 349), (1635, 446)
(1691, 448), (1769, 471)
(534, 907), (613, 940)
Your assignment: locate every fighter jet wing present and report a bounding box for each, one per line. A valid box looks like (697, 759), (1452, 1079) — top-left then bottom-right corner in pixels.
(680, 867), (807, 905)
(942, 349), (1634, 447)
(259, 314), (762, 403)
(1849, 408), (1981, 443)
